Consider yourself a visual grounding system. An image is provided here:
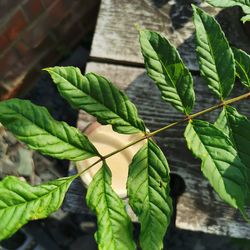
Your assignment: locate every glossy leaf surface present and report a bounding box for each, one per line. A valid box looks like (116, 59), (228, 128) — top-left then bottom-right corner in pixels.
(127, 139), (172, 250)
(193, 5), (235, 99)
(185, 120), (247, 214)
(140, 29), (195, 115)
(0, 99), (98, 161)
(0, 176), (74, 240)
(86, 162), (136, 250)
(45, 66), (145, 134)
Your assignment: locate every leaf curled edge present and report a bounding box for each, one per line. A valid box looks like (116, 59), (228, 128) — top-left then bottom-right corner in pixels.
(86, 162), (136, 250)
(127, 139), (172, 250)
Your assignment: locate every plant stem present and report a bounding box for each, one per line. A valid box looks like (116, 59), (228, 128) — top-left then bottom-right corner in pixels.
(78, 91), (250, 177)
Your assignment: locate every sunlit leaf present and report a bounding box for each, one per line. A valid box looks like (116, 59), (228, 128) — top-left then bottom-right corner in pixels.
(127, 139), (172, 250)
(0, 176), (75, 240)
(86, 162), (136, 250)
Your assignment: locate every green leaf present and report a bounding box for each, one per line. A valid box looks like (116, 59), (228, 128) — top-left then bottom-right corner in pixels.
(0, 99), (98, 161)
(139, 30), (195, 115)
(185, 119), (247, 215)
(192, 5), (235, 99)
(45, 66), (146, 135)
(214, 107), (232, 139)
(241, 14), (250, 23)
(86, 161), (136, 250)
(215, 106), (250, 202)
(127, 139), (172, 250)
(232, 47), (250, 88)
(0, 175), (75, 240)
(207, 0), (250, 18)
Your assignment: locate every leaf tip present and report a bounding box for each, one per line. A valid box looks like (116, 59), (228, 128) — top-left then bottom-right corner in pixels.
(134, 23), (142, 32)
(42, 67), (53, 73)
(191, 3), (198, 12)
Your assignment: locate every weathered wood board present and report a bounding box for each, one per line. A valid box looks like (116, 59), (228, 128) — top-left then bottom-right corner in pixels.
(90, 0), (250, 70)
(63, 62), (250, 239)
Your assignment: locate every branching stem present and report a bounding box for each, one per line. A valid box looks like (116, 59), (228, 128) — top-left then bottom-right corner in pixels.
(78, 91), (250, 177)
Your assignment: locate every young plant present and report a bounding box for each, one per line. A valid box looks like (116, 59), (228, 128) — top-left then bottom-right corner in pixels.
(0, 4), (250, 250)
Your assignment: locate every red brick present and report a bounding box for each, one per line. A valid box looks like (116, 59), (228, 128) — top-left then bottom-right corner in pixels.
(18, 35), (55, 67)
(23, 0), (44, 21)
(0, 49), (20, 76)
(22, 14), (50, 48)
(47, 0), (69, 26)
(5, 10), (28, 42)
(41, 0), (54, 7)
(0, 2), (17, 19)
(15, 40), (30, 57)
(0, 35), (10, 52)
(0, 83), (9, 98)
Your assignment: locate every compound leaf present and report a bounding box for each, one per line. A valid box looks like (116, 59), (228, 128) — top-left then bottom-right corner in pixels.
(232, 47), (250, 88)
(0, 99), (98, 161)
(185, 120), (247, 215)
(45, 67), (145, 135)
(0, 175), (75, 240)
(193, 5), (235, 99)
(215, 106), (250, 203)
(140, 30), (195, 115)
(86, 162), (136, 250)
(127, 138), (172, 250)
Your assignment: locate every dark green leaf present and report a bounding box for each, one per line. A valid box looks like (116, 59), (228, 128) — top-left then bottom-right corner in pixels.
(86, 161), (136, 250)
(232, 47), (250, 88)
(139, 30), (195, 115)
(127, 139), (172, 250)
(185, 119), (247, 215)
(45, 66), (146, 134)
(0, 175), (75, 240)
(192, 5), (235, 99)
(215, 106), (250, 203)
(0, 99), (98, 161)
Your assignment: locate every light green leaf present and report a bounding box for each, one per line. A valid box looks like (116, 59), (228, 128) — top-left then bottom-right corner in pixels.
(0, 175), (75, 240)
(185, 119), (247, 215)
(241, 14), (250, 23)
(0, 99), (98, 161)
(207, 0), (250, 20)
(192, 5), (235, 99)
(86, 161), (136, 250)
(45, 66), (145, 135)
(127, 139), (172, 250)
(139, 30), (195, 115)
(215, 106), (250, 203)
(214, 107), (232, 139)
(232, 47), (250, 88)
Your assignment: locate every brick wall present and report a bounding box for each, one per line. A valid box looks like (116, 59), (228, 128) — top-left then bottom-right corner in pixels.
(0, 0), (100, 100)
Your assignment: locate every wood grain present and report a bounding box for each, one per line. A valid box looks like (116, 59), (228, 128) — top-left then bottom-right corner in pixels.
(90, 0), (250, 70)
(64, 62), (250, 239)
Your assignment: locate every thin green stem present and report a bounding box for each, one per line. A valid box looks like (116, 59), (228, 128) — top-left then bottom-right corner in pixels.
(77, 91), (250, 177)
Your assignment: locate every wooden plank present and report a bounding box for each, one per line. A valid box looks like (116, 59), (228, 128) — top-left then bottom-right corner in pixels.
(65, 62), (250, 239)
(90, 0), (250, 70)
